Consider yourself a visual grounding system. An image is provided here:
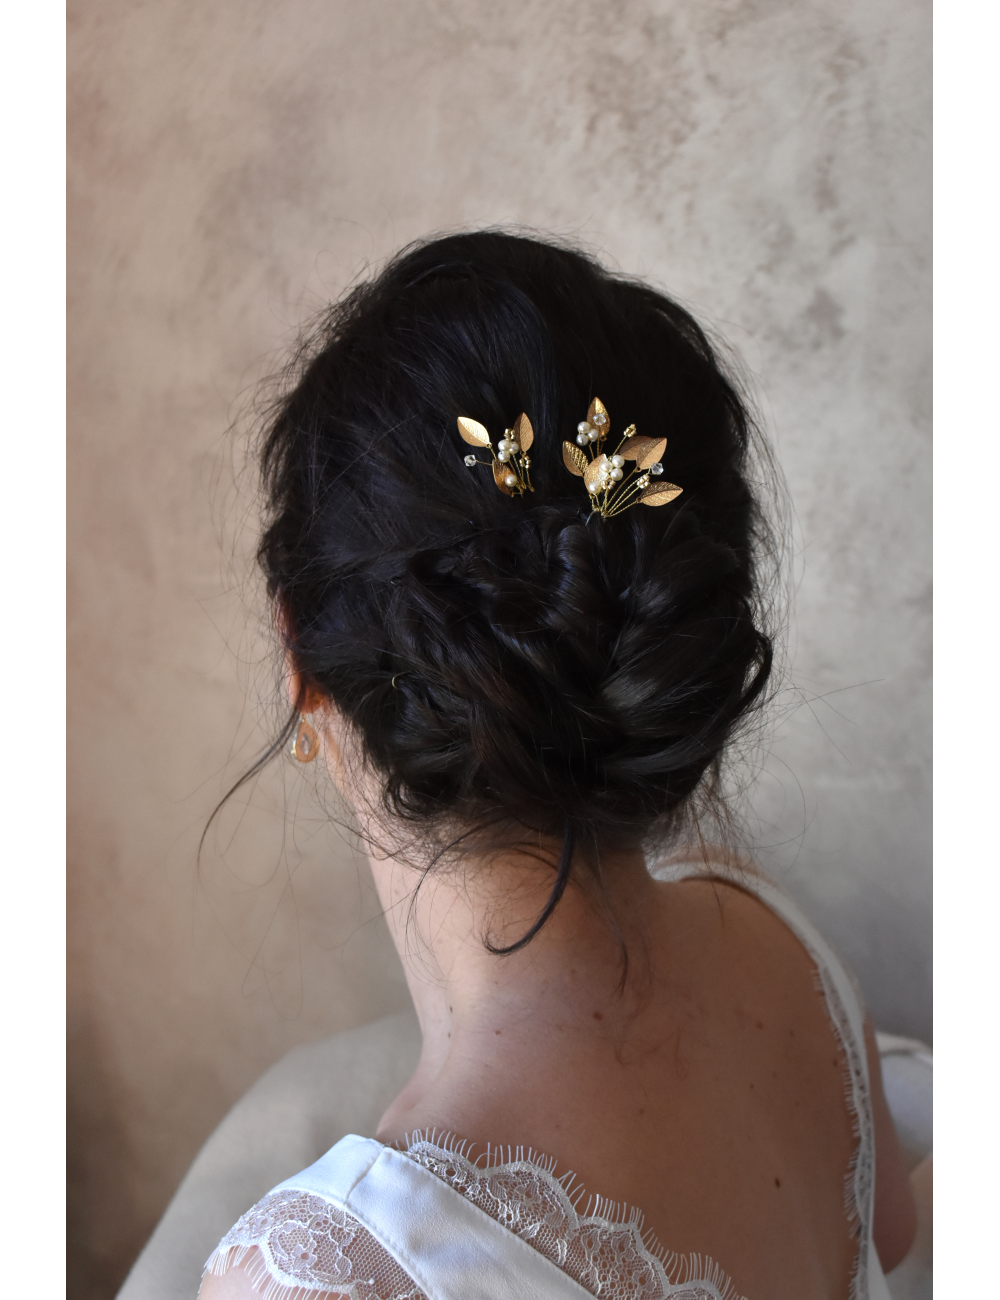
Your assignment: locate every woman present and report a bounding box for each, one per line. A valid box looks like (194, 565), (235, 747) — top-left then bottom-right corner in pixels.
(199, 232), (915, 1299)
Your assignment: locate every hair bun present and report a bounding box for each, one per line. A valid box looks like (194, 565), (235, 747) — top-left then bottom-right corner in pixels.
(258, 232), (776, 902)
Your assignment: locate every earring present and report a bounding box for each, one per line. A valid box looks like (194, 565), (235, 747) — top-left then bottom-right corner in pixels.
(290, 714), (320, 763)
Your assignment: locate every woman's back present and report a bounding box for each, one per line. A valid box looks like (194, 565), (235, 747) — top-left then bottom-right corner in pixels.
(452, 875), (858, 1299)
(202, 862), (911, 1300)
(394, 878), (858, 1298)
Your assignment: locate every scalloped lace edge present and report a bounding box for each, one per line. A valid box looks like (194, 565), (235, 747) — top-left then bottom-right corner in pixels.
(203, 1134), (748, 1300)
(207, 1244), (365, 1300)
(397, 1129), (747, 1299)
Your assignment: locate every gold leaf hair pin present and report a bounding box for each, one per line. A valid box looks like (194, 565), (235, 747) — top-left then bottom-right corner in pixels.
(562, 397), (683, 518)
(457, 412), (535, 496)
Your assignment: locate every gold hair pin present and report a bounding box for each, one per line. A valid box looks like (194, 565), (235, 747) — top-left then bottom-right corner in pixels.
(457, 413), (534, 496)
(562, 398), (683, 518)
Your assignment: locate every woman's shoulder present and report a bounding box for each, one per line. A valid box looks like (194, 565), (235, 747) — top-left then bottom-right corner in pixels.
(121, 1015), (421, 1300)
(198, 1140), (432, 1300)
(648, 860), (840, 1005)
(648, 855), (865, 1027)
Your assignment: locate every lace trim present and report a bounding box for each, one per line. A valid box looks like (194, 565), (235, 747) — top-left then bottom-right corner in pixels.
(808, 960), (875, 1300)
(401, 1132), (747, 1300)
(203, 1137), (748, 1300)
(205, 1190), (428, 1300)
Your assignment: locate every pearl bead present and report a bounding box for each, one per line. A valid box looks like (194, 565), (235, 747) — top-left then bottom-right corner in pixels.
(505, 473), (517, 487)
(498, 438), (509, 452)
(576, 433), (588, 446)
(650, 462), (663, 475)
(611, 455), (624, 468)
(610, 467), (623, 481)
(588, 429), (599, 441)
(577, 421), (591, 436)
(464, 454), (477, 467)
(638, 476), (649, 487)
(587, 482), (599, 494)
(497, 449), (509, 461)
(509, 441), (519, 452)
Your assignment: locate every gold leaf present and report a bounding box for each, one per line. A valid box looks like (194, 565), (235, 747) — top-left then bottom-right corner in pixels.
(493, 459), (515, 495)
(584, 454), (608, 494)
(636, 437), (667, 470)
(587, 397), (609, 433)
(562, 441), (587, 476)
(514, 412), (534, 451)
(639, 482), (683, 507)
(457, 416), (492, 447)
(619, 434), (655, 461)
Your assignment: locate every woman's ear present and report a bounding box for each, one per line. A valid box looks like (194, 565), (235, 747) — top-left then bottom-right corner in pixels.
(284, 650), (300, 710)
(284, 650), (319, 713)
(276, 597), (310, 712)
(278, 624), (323, 717)
(278, 599), (347, 790)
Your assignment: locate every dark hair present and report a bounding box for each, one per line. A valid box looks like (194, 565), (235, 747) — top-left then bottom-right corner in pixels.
(254, 231), (775, 948)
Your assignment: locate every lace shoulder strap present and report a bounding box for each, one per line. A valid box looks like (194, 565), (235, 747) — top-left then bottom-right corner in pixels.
(208, 1134), (594, 1300)
(206, 1132), (748, 1300)
(648, 861), (886, 1300)
(282, 1136), (594, 1299)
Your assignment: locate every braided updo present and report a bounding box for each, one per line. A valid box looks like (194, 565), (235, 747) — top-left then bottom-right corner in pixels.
(258, 232), (775, 946)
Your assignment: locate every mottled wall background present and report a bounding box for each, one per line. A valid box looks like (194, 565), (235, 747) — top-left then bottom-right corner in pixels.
(67, 2), (931, 1297)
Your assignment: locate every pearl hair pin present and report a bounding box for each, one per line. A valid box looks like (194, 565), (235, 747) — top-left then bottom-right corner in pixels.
(562, 397), (683, 518)
(457, 412), (535, 496)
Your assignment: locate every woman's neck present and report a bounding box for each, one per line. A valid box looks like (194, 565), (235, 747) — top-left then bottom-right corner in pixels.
(367, 841), (665, 1143)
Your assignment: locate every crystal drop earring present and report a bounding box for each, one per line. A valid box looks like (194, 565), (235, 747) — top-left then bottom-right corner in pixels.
(290, 714), (320, 763)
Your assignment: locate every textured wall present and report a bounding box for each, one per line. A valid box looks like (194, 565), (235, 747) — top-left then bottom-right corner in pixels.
(67, 2), (930, 1296)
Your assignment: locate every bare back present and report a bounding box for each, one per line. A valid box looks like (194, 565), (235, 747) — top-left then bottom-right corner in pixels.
(554, 877), (859, 1298)
(374, 873), (863, 1298)
(201, 870), (911, 1300)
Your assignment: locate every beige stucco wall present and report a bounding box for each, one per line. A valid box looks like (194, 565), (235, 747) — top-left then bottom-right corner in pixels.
(67, 2), (931, 1296)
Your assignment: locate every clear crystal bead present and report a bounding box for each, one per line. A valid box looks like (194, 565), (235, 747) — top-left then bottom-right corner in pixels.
(650, 462), (663, 475)
(464, 454), (477, 467)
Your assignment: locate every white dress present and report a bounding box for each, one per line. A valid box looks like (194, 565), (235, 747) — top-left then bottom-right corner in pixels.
(203, 866), (893, 1300)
